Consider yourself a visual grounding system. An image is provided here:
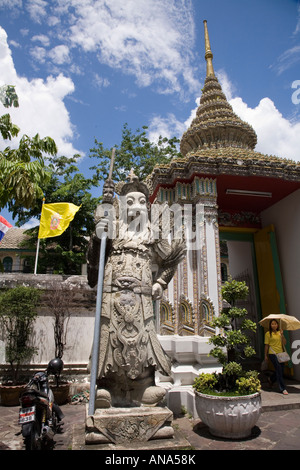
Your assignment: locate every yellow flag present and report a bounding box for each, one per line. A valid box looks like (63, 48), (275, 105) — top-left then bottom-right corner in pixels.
(38, 203), (81, 239)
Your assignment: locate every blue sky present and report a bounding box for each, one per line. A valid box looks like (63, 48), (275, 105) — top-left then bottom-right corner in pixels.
(0, 0), (300, 227)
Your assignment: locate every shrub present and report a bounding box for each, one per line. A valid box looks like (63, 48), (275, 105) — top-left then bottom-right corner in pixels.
(0, 286), (40, 384)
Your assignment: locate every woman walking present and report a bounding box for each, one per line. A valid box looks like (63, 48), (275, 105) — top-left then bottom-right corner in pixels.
(264, 319), (288, 395)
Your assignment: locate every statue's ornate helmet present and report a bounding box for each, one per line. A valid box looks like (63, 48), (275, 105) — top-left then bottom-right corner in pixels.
(115, 168), (149, 199)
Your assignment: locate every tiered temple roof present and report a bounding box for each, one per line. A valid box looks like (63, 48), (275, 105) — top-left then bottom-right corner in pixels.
(147, 20), (300, 206)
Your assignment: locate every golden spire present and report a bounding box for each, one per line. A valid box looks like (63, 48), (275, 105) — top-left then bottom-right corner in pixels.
(203, 20), (215, 77)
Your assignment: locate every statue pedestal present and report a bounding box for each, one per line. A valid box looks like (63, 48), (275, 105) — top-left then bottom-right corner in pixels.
(85, 406), (174, 445)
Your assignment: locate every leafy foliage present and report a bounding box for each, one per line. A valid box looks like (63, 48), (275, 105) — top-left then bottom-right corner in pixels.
(193, 367), (261, 396)
(0, 286), (40, 384)
(0, 85), (19, 108)
(0, 85), (57, 210)
(193, 373), (218, 393)
(89, 122), (181, 184)
(0, 113), (19, 140)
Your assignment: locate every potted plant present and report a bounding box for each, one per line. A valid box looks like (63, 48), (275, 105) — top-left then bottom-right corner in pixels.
(193, 278), (261, 439)
(44, 282), (73, 404)
(0, 286), (40, 405)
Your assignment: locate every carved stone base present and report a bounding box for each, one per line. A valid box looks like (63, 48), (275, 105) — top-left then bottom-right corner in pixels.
(85, 406), (174, 445)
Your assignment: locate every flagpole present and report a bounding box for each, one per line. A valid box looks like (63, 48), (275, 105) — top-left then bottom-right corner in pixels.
(34, 198), (45, 275)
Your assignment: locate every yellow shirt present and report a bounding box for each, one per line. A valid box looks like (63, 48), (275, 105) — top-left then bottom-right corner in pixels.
(265, 331), (283, 354)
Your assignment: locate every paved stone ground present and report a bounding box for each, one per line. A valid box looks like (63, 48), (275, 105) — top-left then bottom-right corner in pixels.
(1, 380), (300, 452)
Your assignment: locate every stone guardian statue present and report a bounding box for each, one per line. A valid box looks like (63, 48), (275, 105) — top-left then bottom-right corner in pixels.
(87, 169), (185, 409)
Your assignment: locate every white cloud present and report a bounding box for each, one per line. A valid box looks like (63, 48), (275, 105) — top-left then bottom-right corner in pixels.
(93, 73), (110, 89)
(49, 45), (70, 65)
(30, 44), (70, 67)
(32, 34), (50, 47)
(47, 16), (60, 27)
(8, 40), (21, 48)
(218, 69), (300, 162)
(230, 96), (300, 161)
(30, 45), (47, 63)
(272, 45), (300, 75)
(20, 218), (40, 229)
(293, 4), (300, 35)
(219, 70), (300, 161)
(0, 0), (22, 8)
(148, 99), (200, 144)
(148, 113), (186, 144)
(0, 0), (200, 98)
(0, 27), (80, 158)
(271, 7), (300, 75)
(216, 70), (236, 101)
(61, 0), (199, 96)
(26, 0), (47, 23)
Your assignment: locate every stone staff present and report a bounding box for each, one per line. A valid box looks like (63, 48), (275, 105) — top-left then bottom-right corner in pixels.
(88, 148), (115, 415)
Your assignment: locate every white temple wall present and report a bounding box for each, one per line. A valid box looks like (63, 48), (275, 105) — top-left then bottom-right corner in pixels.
(32, 311), (94, 365)
(227, 240), (255, 280)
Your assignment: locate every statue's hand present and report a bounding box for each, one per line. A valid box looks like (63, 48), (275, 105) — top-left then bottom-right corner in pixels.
(95, 217), (109, 239)
(152, 282), (163, 300)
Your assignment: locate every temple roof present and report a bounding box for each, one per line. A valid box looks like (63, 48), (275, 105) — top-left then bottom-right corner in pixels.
(180, 21), (257, 156)
(147, 146), (300, 213)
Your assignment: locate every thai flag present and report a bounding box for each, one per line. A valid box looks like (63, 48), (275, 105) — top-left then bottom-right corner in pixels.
(0, 215), (12, 242)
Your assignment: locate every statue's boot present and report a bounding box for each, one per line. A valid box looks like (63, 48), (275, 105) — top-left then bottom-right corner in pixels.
(95, 388), (111, 409)
(130, 369), (166, 406)
(141, 385), (166, 406)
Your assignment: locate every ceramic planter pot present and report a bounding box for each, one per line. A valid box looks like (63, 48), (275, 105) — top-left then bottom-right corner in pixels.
(0, 384), (25, 406)
(51, 383), (70, 405)
(195, 390), (262, 439)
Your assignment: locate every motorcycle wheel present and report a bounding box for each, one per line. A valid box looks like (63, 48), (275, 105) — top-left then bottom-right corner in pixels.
(24, 421), (41, 451)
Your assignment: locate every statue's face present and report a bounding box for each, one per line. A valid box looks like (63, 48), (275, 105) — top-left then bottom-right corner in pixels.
(103, 182), (114, 202)
(123, 191), (148, 232)
(126, 191), (147, 215)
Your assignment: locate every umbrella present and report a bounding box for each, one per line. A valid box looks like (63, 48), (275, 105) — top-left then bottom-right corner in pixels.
(259, 314), (300, 331)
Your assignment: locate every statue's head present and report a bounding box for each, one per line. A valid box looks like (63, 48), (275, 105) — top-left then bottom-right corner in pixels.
(102, 179), (115, 203)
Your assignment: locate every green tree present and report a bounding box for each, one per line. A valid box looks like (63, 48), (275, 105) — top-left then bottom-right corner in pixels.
(89, 122), (181, 184)
(0, 85), (57, 210)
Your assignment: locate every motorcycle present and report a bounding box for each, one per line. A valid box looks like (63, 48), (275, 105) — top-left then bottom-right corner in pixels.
(18, 358), (65, 450)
